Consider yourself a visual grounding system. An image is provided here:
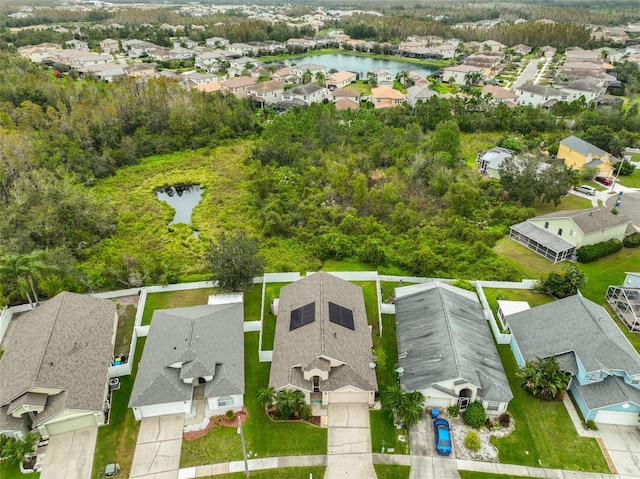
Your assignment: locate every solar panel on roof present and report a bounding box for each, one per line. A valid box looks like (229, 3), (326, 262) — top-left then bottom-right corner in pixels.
(290, 302), (315, 331)
(328, 302), (354, 330)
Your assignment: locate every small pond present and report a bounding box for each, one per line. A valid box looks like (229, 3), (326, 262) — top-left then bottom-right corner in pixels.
(154, 185), (203, 234)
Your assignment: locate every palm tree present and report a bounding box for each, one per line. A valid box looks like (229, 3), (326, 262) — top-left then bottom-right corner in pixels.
(257, 386), (275, 411)
(0, 251), (49, 307)
(314, 71), (325, 86)
(276, 389), (306, 419)
(0, 433), (38, 465)
(464, 72), (482, 86)
(517, 356), (570, 399)
(396, 70), (410, 87)
(381, 383), (405, 424)
(398, 390), (425, 428)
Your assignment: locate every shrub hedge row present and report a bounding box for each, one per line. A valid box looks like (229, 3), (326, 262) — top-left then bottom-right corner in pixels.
(624, 232), (640, 248)
(576, 239), (623, 263)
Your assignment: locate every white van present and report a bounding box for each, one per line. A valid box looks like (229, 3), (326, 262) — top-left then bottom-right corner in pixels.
(576, 185), (596, 196)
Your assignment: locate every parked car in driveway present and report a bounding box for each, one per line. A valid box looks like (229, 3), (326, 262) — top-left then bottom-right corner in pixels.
(595, 176), (613, 186)
(576, 185), (597, 196)
(434, 418), (452, 455)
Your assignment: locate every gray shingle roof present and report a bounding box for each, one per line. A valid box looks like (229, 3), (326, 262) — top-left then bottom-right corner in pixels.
(269, 273), (377, 393)
(534, 206), (631, 235)
(573, 375), (640, 409)
(560, 135), (608, 157)
(0, 292), (117, 424)
(290, 83), (323, 95)
(129, 303), (244, 408)
(518, 84), (565, 96)
(508, 295), (640, 376)
(394, 282), (513, 403)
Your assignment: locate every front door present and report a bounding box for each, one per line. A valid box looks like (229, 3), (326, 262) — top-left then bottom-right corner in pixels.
(458, 396), (470, 411)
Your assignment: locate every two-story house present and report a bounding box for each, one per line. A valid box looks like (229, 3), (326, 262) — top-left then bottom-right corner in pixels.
(515, 84), (568, 107)
(246, 80), (286, 106)
(558, 135), (617, 176)
(281, 83), (324, 106)
(442, 64), (484, 85)
(370, 86), (405, 108)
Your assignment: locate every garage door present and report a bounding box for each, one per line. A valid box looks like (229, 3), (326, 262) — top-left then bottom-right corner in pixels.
(327, 391), (370, 404)
(595, 411), (639, 426)
(44, 414), (97, 436)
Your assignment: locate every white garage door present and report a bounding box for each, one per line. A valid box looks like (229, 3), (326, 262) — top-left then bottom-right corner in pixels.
(44, 414), (97, 436)
(595, 410), (639, 426)
(328, 391), (370, 404)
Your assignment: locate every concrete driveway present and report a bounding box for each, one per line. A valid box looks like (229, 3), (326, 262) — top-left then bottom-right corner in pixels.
(40, 426), (98, 479)
(598, 424), (640, 478)
(129, 413), (184, 479)
(325, 403), (376, 479)
(409, 417), (459, 479)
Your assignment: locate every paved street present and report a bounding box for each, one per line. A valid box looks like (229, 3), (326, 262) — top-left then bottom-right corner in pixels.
(512, 58), (540, 89)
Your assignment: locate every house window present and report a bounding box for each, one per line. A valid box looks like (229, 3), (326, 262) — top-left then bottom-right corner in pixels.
(589, 372), (599, 382)
(218, 396), (234, 407)
(557, 228), (563, 236)
(544, 221), (549, 229)
(570, 229), (576, 237)
(487, 401), (500, 411)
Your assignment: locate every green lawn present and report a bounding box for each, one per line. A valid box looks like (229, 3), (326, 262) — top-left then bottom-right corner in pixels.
(460, 132), (503, 166)
(92, 337), (146, 479)
(141, 288), (218, 325)
(0, 462), (40, 479)
(182, 332), (327, 467)
(260, 282), (288, 351)
(493, 237), (557, 279)
(374, 464), (411, 479)
(618, 169), (640, 188)
(492, 345), (609, 472)
(321, 259), (375, 272)
(370, 410), (408, 455)
(482, 288), (554, 318)
(198, 467), (326, 479)
(532, 194), (593, 215)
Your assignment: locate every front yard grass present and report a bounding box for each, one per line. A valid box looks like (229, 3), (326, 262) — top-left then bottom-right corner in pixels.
(374, 464), (410, 479)
(92, 337), (146, 479)
(0, 462), (40, 479)
(459, 473), (527, 479)
(370, 410), (408, 455)
(141, 288), (218, 325)
(492, 345), (610, 472)
(532, 194), (592, 215)
(618, 169), (640, 188)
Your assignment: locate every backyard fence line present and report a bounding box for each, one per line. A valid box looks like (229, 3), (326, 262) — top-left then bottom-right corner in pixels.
(476, 280), (537, 289)
(376, 275), (383, 337)
(263, 272), (301, 283)
(91, 288), (142, 299)
(0, 307), (12, 344)
(317, 271), (379, 281)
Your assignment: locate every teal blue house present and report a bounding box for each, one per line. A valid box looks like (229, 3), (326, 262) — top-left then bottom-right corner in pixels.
(508, 294), (640, 425)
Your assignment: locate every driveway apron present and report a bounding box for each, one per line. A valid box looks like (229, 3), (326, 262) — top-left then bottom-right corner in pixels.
(325, 403), (376, 479)
(40, 426), (98, 479)
(598, 424), (640, 478)
(409, 417), (460, 479)
(129, 413), (184, 479)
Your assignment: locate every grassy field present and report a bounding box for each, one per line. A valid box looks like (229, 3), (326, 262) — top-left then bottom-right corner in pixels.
(492, 345), (609, 472)
(198, 467), (326, 479)
(531, 194), (593, 215)
(374, 464), (411, 479)
(84, 142), (257, 284)
(618, 169), (640, 188)
(92, 337), (146, 479)
(460, 132), (503, 166)
(141, 288), (218, 325)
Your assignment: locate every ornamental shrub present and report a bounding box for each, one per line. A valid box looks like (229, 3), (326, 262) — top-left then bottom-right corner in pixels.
(576, 239), (623, 263)
(447, 404), (460, 418)
(624, 232), (640, 248)
(225, 410), (235, 421)
(464, 431), (481, 452)
(498, 412), (511, 427)
(463, 401), (486, 429)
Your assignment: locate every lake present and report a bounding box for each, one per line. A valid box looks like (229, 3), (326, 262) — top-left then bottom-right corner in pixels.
(278, 53), (438, 79)
(154, 184), (202, 232)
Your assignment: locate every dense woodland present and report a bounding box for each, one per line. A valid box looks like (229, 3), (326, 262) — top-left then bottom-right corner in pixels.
(1, 1), (640, 303)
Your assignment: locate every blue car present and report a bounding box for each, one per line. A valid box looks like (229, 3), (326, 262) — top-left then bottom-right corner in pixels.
(434, 418), (452, 455)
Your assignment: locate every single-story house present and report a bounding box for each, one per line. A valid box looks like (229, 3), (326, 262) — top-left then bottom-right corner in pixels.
(269, 272), (377, 406)
(395, 282), (513, 414)
(606, 272), (640, 332)
(508, 294), (640, 425)
(129, 297), (244, 420)
(509, 206), (631, 263)
(0, 292), (117, 439)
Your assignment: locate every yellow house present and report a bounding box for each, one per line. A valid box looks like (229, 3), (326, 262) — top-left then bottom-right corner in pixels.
(370, 86), (405, 109)
(558, 135), (616, 176)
